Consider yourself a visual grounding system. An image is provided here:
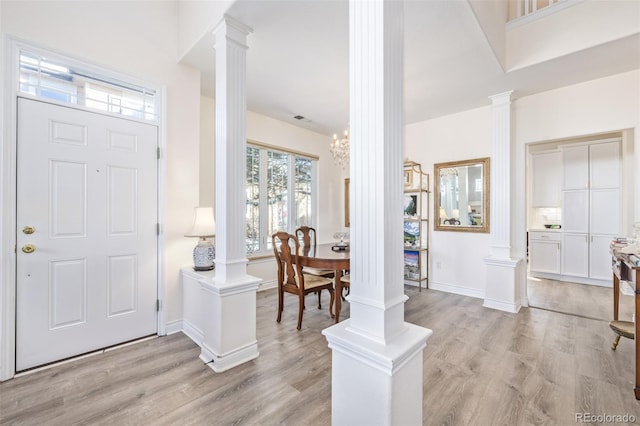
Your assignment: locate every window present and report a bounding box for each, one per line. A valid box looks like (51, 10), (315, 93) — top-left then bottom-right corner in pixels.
(19, 48), (157, 122)
(245, 144), (317, 255)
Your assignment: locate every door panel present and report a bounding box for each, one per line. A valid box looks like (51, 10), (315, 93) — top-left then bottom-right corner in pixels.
(16, 98), (158, 371)
(562, 233), (589, 277)
(562, 190), (588, 233)
(590, 188), (620, 236)
(590, 235), (616, 281)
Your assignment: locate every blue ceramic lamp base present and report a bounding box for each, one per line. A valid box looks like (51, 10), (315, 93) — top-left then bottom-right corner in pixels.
(193, 238), (215, 271)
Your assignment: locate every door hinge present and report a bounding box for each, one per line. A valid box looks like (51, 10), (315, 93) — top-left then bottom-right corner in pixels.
(157, 147), (161, 159)
(157, 223), (161, 235)
(156, 299), (161, 312)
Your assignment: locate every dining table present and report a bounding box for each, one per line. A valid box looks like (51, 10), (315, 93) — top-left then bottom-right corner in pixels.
(295, 243), (350, 323)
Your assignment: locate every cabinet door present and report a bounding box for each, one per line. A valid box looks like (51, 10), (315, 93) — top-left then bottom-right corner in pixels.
(590, 141), (620, 189)
(590, 188), (620, 235)
(562, 233), (589, 277)
(562, 145), (589, 190)
(531, 151), (562, 207)
(562, 190), (588, 233)
(589, 235), (614, 281)
(529, 240), (560, 274)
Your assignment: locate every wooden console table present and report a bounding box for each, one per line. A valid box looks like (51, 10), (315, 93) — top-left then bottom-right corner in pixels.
(612, 250), (640, 400)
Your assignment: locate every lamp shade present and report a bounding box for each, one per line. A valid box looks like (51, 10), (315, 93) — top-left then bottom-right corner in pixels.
(185, 207), (216, 237)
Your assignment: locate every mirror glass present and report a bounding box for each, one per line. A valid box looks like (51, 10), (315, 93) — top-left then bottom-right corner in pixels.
(434, 157), (490, 233)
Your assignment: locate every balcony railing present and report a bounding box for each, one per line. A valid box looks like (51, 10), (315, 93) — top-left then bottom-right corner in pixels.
(509, 0), (583, 27)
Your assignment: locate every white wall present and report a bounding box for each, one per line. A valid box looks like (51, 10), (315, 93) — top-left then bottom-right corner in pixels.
(506, 0), (640, 70)
(406, 106), (493, 298)
(199, 96), (347, 287)
(1, 0), (201, 328)
(200, 96), (216, 208)
(513, 70), (640, 264)
(405, 70), (639, 298)
(177, 0), (231, 60)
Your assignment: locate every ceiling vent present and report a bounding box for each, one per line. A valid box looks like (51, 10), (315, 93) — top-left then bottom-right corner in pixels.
(293, 115), (311, 122)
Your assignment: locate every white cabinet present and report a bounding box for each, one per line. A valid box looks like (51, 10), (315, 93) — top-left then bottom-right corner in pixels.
(590, 188), (621, 235)
(529, 231), (561, 274)
(589, 235), (615, 280)
(562, 145), (589, 190)
(590, 141), (621, 189)
(562, 233), (589, 277)
(558, 139), (621, 284)
(562, 190), (588, 233)
(531, 151), (562, 207)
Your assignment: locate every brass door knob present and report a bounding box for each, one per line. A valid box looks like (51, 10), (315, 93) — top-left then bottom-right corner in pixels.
(22, 244), (36, 254)
(22, 226), (35, 234)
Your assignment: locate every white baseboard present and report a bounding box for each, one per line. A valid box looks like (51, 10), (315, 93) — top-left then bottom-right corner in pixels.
(181, 320), (204, 346)
(258, 279), (277, 292)
(483, 298), (521, 314)
(428, 281), (484, 299)
(200, 340), (259, 373)
(529, 272), (611, 287)
(165, 320), (183, 335)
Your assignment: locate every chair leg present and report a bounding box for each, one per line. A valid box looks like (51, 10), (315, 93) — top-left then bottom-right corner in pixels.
(317, 290), (322, 309)
(329, 289), (335, 319)
(611, 334), (621, 351)
(276, 287), (284, 323)
(297, 293), (305, 330)
(341, 286), (350, 301)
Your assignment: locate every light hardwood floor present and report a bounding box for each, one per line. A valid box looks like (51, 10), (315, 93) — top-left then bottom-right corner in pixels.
(2, 285), (639, 425)
(527, 276), (635, 322)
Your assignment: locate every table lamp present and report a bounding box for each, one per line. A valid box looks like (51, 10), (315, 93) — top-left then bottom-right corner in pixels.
(185, 206), (216, 271)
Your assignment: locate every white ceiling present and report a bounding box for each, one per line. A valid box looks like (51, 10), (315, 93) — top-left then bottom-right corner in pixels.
(181, 0), (640, 138)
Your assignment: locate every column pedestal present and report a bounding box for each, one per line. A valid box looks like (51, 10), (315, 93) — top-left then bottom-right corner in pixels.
(323, 321), (432, 426)
(199, 275), (260, 372)
(483, 256), (523, 313)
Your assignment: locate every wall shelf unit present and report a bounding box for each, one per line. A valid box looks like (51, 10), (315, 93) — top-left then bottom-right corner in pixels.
(404, 161), (429, 291)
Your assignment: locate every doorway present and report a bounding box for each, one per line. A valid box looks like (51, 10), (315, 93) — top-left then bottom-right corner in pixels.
(525, 134), (631, 322)
(15, 97), (159, 371)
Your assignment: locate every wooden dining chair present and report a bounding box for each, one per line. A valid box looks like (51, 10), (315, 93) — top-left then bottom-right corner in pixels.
(340, 273), (351, 300)
(272, 231), (335, 330)
(295, 226), (334, 278)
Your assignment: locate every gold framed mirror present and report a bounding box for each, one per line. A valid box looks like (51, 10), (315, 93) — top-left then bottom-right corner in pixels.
(434, 157), (490, 233)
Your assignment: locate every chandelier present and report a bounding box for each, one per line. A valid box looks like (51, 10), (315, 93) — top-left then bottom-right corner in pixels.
(330, 129), (350, 169)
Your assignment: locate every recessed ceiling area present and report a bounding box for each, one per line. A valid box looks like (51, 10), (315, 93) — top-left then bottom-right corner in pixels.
(180, 0), (640, 137)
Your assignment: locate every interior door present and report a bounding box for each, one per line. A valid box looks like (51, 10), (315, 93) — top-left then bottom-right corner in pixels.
(16, 98), (158, 371)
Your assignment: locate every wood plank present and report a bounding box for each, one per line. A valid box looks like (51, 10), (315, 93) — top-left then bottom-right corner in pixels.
(2, 285), (640, 425)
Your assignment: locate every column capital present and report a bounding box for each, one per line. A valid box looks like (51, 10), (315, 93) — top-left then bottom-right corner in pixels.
(213, 14), (253, 46)
(489, 90), (514, 105)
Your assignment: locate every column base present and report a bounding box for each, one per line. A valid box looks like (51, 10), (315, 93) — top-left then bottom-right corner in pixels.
(200, 340), (259, 373)
(483, 256), (524, 313)
(323, 320), (432, 425)
(198, 273), (261, 372)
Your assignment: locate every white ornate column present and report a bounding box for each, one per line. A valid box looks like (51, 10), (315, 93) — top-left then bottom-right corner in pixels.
(198, 15), (261, 372)
(483, 91), (524, 313)
(322, 1), (432, 424)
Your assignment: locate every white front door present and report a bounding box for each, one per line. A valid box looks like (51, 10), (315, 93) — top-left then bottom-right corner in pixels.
(16, 98), (158, 371)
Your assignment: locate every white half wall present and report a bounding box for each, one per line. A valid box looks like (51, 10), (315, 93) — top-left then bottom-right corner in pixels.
(506, 1), (640, 71)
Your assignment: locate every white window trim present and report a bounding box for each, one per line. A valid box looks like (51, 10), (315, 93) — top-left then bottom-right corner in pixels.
(246, 142), (318, 258)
